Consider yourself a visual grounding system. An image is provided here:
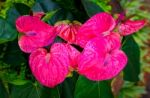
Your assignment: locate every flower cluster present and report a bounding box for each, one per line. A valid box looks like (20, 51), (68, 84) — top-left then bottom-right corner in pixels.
(16, 12), (145, 88)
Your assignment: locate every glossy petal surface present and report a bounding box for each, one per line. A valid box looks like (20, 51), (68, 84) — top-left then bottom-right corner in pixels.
(16, 16), (56, 53)
(78, 36), (127, 81)
(29, 43), (70, 88)
(119, 20), (146, 36)
(76, 12), (116, 47)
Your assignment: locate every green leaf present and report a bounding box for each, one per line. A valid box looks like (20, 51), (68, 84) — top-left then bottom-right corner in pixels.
(32, 0), (59, 12)
(6, 7), (20, 27)
(74, 76), (114, 98)
(42, 9), (60, 22)
(60, 73), (79, 98)
(0, 41), (26, 67)
(10, 82), (41, 98)
(119, 81), (146, 98)
(91, 0), (111, 12)
(39, 85), (60, 98)
(10, 82), (60, 98)
(0, 17), (17, 44)
(122, 35), (140, 82)
(9, 79), (29, 86)
(81, 0), (104, 17)
(14, 3), (31, 15)
(0, 80), (9, 98)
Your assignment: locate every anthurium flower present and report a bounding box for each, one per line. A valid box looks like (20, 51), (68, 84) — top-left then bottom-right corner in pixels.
(119, 19), (146, 36)
(29, 43), (80, 87)
(16, 16), (56, 53)
(78, 33), (127, 81)
(55, 20), (81, 44)
(76, 12), (116, 47)
(29, 43), (70, 87)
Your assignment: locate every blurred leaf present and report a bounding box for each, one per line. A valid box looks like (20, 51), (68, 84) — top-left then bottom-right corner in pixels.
(32, 0), (59, 12)
(91, 0), (111, 12)
(53, 0), (88, 22)
(10, 82), (60, 98)
(10, 79), (29, 86)
(40, 86), (60, 98)
(74, 76), (113, 98)
(14, 3), (31, 15)
(33, 0), (74, 24)
(6, 7), (20, 27)
(0, 41), (26, 67)
(60, 72), (78, 98)
(0, 17), (17, 44)
(53, 0), (76, 11)
(119, 81), (146, 98)
(81, 0), (104, 17)
(0, 80), (9, 98)
(42, 9), (60, 22)
(10, 82), (41, 98)
(122, 35), (140, 82)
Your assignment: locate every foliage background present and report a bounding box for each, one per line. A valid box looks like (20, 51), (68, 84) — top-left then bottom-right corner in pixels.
(0, 0), (150, 98)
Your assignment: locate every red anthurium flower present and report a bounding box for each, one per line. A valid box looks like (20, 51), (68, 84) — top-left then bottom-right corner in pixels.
(55, 20), (81, 44)
(78, 33), (127, 81)
(16, 16), (56, 53)
(119, 19), (146, 36)
(29, 43), (80, 87)
(76, 12), (116, 47)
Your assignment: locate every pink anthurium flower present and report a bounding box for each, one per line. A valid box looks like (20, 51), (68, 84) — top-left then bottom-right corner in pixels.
(119, 19), (146, 36)
(29, 43), (80, 87)
(78, 33), (127, 81)
(76, 12), (116, 47)
(55, 20), (81, 44)
(16, 15), (56, 53)
(29, 43), (70, 87)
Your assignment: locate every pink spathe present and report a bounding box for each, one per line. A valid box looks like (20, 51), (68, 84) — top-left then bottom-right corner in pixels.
(29, 43), (70, 87)
(16, 16), (56, 53)
(119, 20), (146, 36)
(78, 34), (127, 81)
(76, 12), (116, 47)
(29, 43), (80, 87)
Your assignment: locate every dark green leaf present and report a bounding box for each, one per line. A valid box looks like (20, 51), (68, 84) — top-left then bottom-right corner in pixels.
(33, 0), (59, 12)
(122, 35), (140, 82)
(6, 7), (20, 27)
(81, 0), (104, 17)
(10, 82), (40, 98)
(32, 0), (74, 24)
(60, 72), (79, 98)
(74, 76), (114, 98)
(0, 41), (26, 67)
(0, 17), (17, 44)
(40, 86), (60, 98)
(10, 82), (60, 98)
(14, 3), (31, 15)
(0, 80), (9, 98)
